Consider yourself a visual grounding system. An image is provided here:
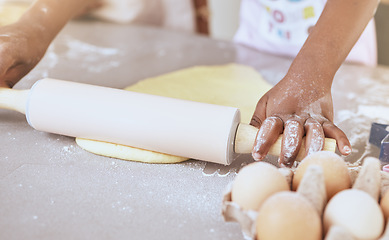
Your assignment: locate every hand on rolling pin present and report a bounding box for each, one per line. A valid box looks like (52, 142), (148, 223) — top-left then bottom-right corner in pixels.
(0, 0), (101, 88)
(0, 22), (51, 88)
(250, 73), (351, 167)
(249, 0), (380, 167)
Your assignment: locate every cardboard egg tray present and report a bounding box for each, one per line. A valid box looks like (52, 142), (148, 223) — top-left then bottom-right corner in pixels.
(221, 158), (389, 240)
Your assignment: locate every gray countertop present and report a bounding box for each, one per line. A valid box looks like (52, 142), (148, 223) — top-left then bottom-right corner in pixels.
(1, 20), (389, 240)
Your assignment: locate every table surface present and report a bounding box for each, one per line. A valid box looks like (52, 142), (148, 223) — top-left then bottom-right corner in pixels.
(1, 20), (389, 240)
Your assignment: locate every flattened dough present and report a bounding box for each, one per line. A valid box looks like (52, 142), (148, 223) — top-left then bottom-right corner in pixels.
(76, 138), (188, 163)
(0, 2), (30, 26)
(76, 64), (272, 163)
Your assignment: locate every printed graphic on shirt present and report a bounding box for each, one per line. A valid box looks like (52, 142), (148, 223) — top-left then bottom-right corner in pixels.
(259, 0), (324, 45)
(234, 0), (377, 66)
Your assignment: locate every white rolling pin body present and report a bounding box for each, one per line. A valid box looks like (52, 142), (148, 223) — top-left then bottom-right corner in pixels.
(26, 79), (241, 165)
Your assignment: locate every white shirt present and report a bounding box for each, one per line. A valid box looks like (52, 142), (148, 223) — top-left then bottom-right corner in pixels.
(234, 0), (377, 66)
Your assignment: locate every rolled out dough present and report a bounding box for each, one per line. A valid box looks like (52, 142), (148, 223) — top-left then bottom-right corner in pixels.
(0, 2), (30, 26)
(76, 64), (272, 163)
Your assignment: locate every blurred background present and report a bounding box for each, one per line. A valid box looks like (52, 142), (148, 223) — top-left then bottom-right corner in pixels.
(0, 0), (388, 65)
(207, 0), (389, 66)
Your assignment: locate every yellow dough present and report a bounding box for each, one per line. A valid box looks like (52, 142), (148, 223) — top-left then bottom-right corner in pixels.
(76, 138), (188, 164)
(0, 2), (31, 26)
(76, 64), (272, 163)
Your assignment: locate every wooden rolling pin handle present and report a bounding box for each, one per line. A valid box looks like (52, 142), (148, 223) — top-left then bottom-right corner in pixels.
(234, 123), (337, 161)
(0, 88), (29, 114)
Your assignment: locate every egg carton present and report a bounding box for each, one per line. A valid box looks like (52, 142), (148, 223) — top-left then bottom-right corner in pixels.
(221, 157), (389, 240)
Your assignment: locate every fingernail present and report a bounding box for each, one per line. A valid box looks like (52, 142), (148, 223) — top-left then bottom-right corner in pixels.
(252, 152), (264, 161)
(383, 164), (389, 173)
(343, 146), (352, 155)
(278, 157), (294, 168)
(277, 158), (287, 168)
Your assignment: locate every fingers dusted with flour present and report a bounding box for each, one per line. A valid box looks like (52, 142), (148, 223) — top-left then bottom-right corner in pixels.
(251, 116), (283, 161)
(304, 118), (325, 156)
(248, 0), (380, 166)
(249, 72), (335, 166)
(279, 118), (305, 167)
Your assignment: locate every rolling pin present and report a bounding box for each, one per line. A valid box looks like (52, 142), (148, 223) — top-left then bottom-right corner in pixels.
(0, 78), (336, 165)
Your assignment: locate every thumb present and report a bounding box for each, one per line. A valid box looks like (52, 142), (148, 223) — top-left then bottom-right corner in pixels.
(0, 52), (15, 88)
(250, 95), (268, 128)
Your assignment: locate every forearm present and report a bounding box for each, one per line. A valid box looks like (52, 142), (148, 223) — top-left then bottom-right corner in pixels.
(287, 0), (379, 86)
(250, 0), (374, 164)
(0, 0), (97, 88)
(18, 0), (96, 42)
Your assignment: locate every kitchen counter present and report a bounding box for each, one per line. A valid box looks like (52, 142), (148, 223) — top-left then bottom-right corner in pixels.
(1, 20), (388, 240)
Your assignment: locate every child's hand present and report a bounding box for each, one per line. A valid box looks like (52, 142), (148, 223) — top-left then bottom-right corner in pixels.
(0, 22), (50, 88)
(0, 0), (97, 88)
(250, 73), (351, 167)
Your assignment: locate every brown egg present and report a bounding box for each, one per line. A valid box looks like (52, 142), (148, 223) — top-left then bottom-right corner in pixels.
(293, 151), (351, 199)
(380, 190), (389, 220)
(231, 162), (289, 211)
(324, 189), (384, 240)
(256, 191), (322, 240)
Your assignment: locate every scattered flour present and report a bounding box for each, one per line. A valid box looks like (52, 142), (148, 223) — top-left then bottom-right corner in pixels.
(65, 36), (121, 73)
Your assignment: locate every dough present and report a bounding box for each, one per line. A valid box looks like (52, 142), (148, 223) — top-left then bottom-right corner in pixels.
(76, 138), (188, 163)
(0, 2), (30, 26)
(76, 64), (272, 163)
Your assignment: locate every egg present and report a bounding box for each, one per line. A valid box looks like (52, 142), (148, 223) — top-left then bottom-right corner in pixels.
(325, 226), (355, 240)
(323, 189), (384, 240)
(380, 190), (389, 220)
(231, 162), (289, 211)
(296, 164), (327, 215)
(293, 151), (351, 199)
(353, 157), (381, 201)
(256, 191), (322, 240)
